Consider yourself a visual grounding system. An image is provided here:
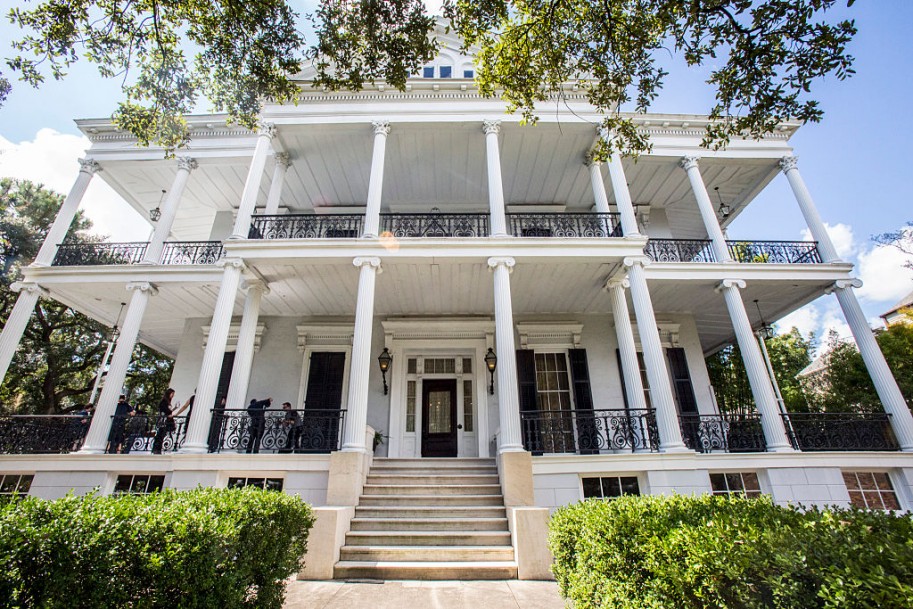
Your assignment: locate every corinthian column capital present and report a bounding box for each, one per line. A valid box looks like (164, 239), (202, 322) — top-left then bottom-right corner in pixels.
(78, 158), (102, 175)
(257, 122), (277, 139)
(679, 156), (700, 171)
(372, 121), (391, 136)
(778, 155), (799, 173)
(176, 157), (198, 172)
(482, 120), (502, 135)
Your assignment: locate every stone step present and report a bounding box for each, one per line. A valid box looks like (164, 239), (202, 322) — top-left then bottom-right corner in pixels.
(339, 545), (516, 562)
(358, 494), (505, 507)
(334, 560), (518, 581)
(354, 506), (508, 519)
(350, 517), (509, 532)
(369, 466), (499, 476)
(344, 531), (513, 547)
(362, 483), (503, 496)
(370, 458), (496, 471)
(366, 474), (501, 486)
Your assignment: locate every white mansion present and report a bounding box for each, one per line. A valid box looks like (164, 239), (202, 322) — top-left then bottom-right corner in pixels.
(1, 32), (912, 580)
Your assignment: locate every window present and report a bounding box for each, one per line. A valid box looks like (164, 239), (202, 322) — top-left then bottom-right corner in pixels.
(406, 380), (417, 432)
(407, 358), (417, 374)
(114, 474), (165, 494)
(0, 474), (33, 497)
(439, 66), (452, 78)
(843, 471), (900, 510)
(462, 357), (472, 374)
(422, 66), (434, 78)
(424, 358), (455, 374)
(582, 476), (640, 499)
(463, 69), (474, 78)
(227, 477), (284, 491)
(710, 472), (762, 498)
(463, 379), (474, 432)
(534, 352), (572, 413)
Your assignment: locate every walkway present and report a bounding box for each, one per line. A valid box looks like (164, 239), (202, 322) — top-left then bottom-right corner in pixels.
(284, 580), (568, 609)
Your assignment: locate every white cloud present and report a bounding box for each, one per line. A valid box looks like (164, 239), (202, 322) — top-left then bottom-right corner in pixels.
(800, 222), (856, 259)
(0, 129), (150, 241)
(776, 298), (852, 356)
(856, 242), (913, 304)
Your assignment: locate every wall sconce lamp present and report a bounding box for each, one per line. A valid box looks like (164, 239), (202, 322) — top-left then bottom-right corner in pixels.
(377, 348), (392, 395)
(484, 348), (498, 395)
(149, 189), (166, 222)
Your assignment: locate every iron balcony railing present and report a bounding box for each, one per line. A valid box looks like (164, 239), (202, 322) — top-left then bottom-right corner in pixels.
(507, 213), (622, 238)
(209, 408), (345, 454)
(248, 214), (364, 239)
(679, 414), (766, 453)
(109, 414), (188, 454)
(520, 408), (658, 454)
(783, 412), (898, 451)
(52, 241), (224, 266)
(644, 239), (822, 264)
(0, 415), (90, 454)
(380, 213), (490, 237)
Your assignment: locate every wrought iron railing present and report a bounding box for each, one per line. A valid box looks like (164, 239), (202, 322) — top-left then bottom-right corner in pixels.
(248, 214), (364, 239)
(784, 412), (898, 451)
(380, 213), (489, 237)
(680, 414), (766, 453)
(52, 242), (149, 266)
(507, 213), (622, 238)
(727, 240), (822, 264)
(520, 408), (658, 454)
(109, 414), (188, 453)
(209, 408), (345, 453)
(0, 415), (89, 454)
(645, 239), (717, 263)
(160, 241), (224, 265)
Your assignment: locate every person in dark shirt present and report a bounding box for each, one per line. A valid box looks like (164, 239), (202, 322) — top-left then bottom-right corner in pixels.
(245, 397), (272, 454)
(280, 402), (301, 453)
(107, 395), (134, 454)
(151, 388), (176, 454)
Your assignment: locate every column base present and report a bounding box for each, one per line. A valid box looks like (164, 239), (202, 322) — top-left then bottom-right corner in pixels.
(326, 451), (369, 506)
(178, 442), (211, 454)
(767, 444), (797, 453)
(77, 446), (105, 455)
(498, 450), (534, 507)
(658, 443), (693, 454)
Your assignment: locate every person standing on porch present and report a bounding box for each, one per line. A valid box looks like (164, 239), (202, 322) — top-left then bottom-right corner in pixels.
(246, 397), (271, 454)
(280, 402), (301, 453)
(106, 395), (134, 454)
(151, 388), (177, 454)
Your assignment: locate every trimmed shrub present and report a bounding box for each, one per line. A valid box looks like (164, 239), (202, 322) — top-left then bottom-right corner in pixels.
(0, 487), (314, 609)
(549, 494), (913, 609)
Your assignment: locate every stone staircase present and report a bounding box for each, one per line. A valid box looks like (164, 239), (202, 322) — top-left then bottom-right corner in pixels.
(334, 457), (518, 580)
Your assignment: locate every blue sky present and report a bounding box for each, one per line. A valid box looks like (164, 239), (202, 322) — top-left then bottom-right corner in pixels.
(0, 1), (911, 347)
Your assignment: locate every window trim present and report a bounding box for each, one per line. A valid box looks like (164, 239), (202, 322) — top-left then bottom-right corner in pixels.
(842, 470), (904, 511)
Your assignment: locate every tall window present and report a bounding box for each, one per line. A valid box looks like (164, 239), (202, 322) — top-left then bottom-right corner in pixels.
(406, 380), (417, 432)
(534, 352), (572, 412)
(843, 471), (900, 510)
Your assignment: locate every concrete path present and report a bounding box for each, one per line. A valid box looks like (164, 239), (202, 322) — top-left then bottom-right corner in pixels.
(284, 580), (568, 609)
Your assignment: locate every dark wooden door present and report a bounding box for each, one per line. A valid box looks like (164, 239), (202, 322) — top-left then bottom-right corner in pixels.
(421, 379), (458, 457)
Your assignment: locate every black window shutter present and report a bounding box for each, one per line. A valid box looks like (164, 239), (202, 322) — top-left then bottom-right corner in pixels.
(515, 349), (538, 452)
(569, 349), (598, 454)
(305, 352), (346, 410)
(214, 351), (236, 408)
(666, 347), (698, 414)
(615, 349), (630, 409)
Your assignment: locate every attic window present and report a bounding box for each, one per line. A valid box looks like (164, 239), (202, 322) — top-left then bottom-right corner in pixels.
(423, 66), (434, 78)
(440, 66), (452, 78)
(464, 70), (474, 78)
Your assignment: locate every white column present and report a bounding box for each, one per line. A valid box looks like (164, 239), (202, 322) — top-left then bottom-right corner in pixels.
(624, 257), (688, 451)
(80, 282), (157, 453)
(483, 120), (508, 237)
(586, 155), (611, 214)
(488, 256), (523, 452)
(717, 279), (794, 451)
(779, 156), (841, 262)
(832, 280), (913, 450)
(264, 153), (290, 215)
(606, 278), (647, 410)
(230, 123), (276, 239)
(680, 156), (731, 262)
(224, 281), (268, 409)
(363, 122), (390, 238)
(342, 257), (382, 451)
(143, 157), (197, 264)
(0, 282), (47, 383)
(606, 152), (641, 237)
(182, 258), (245, 453)
(33, 158), (101, 266)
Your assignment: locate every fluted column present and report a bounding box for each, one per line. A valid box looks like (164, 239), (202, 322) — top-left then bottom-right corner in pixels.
(264, 153), (290, 215)
(33, 158), (101, 266)
(717, 279), (794, 451)
(342, 257), (382, 451)
(831, 280), (913, 450)
(596, 130), (641, 237)
(606, 278), (647, 410)
(779, 156), (841, 262)
(483, 120), (508, 237)
(182, 258), (245, 453)
(224, 281), (268, 410)
(680, 156), (731, 262)
(230, 123), (276, 239)
(143, 157), (197, 263)
(0, 282), (47, 383)
(80, 281), (157, 453)
(624, 257), (688, 451)
(488, 256), (523, 452)
(585, 154), (611, 214)
(364, 122), (390, 238)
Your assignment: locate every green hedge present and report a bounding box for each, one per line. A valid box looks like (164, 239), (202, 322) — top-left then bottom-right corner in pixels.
(0, 487), (314, 609)
(549, 494), (913, 609)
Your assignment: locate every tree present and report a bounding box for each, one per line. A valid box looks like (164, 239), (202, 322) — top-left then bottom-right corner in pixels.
(3, 1), (857, 156)
(811, 324), (913, 413)
(705, 326), (814, 415)
(874, 221), (913, 271)
(0, 178), (173, 414)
